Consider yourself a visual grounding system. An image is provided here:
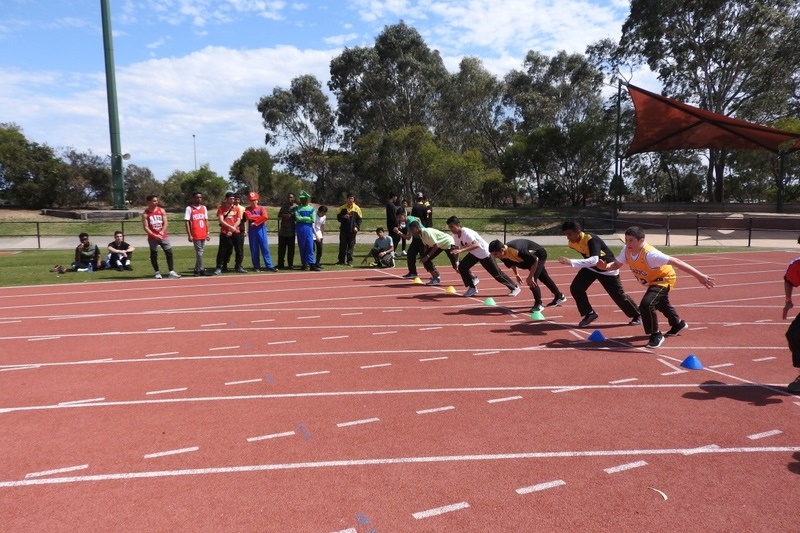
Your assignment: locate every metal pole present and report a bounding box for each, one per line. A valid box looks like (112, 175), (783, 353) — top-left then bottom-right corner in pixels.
(101, 0), (125, 210)
(193, 134), (197, 171)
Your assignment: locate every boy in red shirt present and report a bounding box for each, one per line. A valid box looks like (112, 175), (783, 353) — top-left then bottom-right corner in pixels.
(782, 235), (800, 393)
(142, 194), (180, 279)
(184, 191), (211, 275)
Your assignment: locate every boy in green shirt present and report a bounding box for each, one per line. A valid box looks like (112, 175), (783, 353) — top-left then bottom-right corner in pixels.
(409, 220), (457, 286)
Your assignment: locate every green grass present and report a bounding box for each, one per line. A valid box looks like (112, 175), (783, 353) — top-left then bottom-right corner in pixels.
(0, 244), (759, 288)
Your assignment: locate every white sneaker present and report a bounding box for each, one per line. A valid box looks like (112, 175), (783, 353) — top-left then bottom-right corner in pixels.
(508, 286), (521, 297)
(472, 276), (480, 286)
(464, 287), (478, 297)
(168, 271), (181, 279)
(154, 271), (162, 279)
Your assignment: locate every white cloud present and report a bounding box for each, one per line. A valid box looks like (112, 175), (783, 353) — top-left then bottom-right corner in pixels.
(323, 32), (359, 46)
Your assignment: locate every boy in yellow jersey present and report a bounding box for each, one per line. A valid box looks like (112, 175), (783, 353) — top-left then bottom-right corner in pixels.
(599, 226), (715, 348)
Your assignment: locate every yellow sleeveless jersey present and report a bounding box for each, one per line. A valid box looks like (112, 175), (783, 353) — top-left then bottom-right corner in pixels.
(626, 243), (676, 288)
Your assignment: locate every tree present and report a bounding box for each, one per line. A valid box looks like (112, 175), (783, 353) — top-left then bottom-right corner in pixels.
(0, 123), (66, 208)
(229, 148), (275, 200)
(256, 75), (338, 199)
(124, 164), (162, 207)
(60, 149), (111, 205)
(618, 0), (800, 202)
(161, 164), (229, 209)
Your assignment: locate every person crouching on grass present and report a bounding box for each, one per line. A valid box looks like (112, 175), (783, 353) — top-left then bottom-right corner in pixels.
(597, 226), (715, 349)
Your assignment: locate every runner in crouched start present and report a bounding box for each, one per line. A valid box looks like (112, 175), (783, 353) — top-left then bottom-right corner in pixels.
(408, 220), (457, 285)
(489, 238), (566, 312)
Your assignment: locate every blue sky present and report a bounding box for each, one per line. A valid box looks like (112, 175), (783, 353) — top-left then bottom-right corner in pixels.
(1, 0), (649, 183)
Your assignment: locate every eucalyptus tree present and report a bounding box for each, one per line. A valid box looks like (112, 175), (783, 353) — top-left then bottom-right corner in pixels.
(0, 123), (66, 208)
(618, 0), (800, 202)
(229, 148), (275, 200)
(256, 74), (338, 199)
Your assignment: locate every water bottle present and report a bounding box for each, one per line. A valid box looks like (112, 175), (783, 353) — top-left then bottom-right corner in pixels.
(88, 263), (94, 272)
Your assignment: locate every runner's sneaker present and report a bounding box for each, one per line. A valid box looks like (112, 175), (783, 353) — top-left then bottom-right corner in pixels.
(472, 276), (480, 286)
(646, 332), (665, 348)
(425, 277), (441, 286)
(154, 271), (162, 279)
(578, 310), (598, 327)
(508, 286), (521, 297)
(629, 316), (641, 326)
(168, 271), (181, 279)
(531, 303), (544, 312)
(213, 268), (222, 275)
(665, 320), (688, 337)
(464, 287), (478, 297)
(546, 294), (567, 307)
(788, 374), (800, 393)
(402, 272), (417, 279)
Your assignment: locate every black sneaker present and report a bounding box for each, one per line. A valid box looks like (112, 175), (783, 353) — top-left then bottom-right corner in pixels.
(788, 374), (800, 393)
(578, 311), (598, 327)
(629, 316), (641, 326)
(234, 267), (248, 273)
(402, 272), (417, 279)
(646, 332), (665, 348)
(665, 320), (688, 337)
(547, 294), (567, 307)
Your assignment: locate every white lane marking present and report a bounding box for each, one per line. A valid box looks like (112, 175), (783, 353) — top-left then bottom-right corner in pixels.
(268, 340), (296, 346)
(143, 446), (199, 459)
(341, 312), (362, 316)
(58, 398), (105, 406)
(322, 336), (348, 340)
(201, 322), (227, 327)
(25, 464), (89, 479)
(708, 363), (734, 369)
(372, 331), (397, 335)
(753, 357), (776, 362)
(416, 406), (454, 415)
(474, 351), (499, 356)
(656, 359), (683, 372)
(516, 479), (566, 495)
(604, 460), (648, 474)
(683, 444), (720, 455)
(209, 345), (240, 351)
(661, 370), (688, 376)
(361, 363), (391, 369)
(419, 327), (442, 331)
(247, 431), (295, 442)
(147, 327), (175, 331)
(747, 430), (782, 440)
(298, 316), (320, 320)
(0, 365), (41, 372)
(336, 418), (380, 428)
(609, 378), (638, 384)
(28, 336), (61, 341)
(296, 370), (330, 377)
(552, 387), (581, 393)
(145, 351), (179, 358)
(331, 529), (357, 533)
(2, 446), (799, 488)
(382, 309), (402, 313)
(412, 502), (470, 519)
(145, 388), (187, 395)
(0, 320), (21, 324)
(250, 319), (274, 323)
(419, 357), (447, 362)
(225, 379), (262, 386)
(487, 396), (522, 404)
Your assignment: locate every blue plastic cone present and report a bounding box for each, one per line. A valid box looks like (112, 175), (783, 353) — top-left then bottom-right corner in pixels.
(680, 354), (703, 370)
(530, 310), (545, 321)
(587, 329), (606, 342)
(483, 297), (496, 306)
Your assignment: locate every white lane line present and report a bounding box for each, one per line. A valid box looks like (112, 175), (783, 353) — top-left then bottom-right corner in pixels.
(610, 378), (638, 384)
(361, 363), (391, 369)
(753, 356), (777, 362)
(296, 371), (330, 377)
(604, 460), (648, 474)
(420, 327), (442, 331)
(209, 346), (240, 351)
(683, 444), (720, 455)
(145, 351), (179, 358)
(0, 365), (41, 372)
(247, 431), (295, 442)
(342, 312), (362, 316)
(29, 336), (61, 341)
(3, 446), (800, 488)
(372, 331), (397, 335)
(416, 406), (455, 415)
(268, 340), (297, 346)
(552, 387), (581, 393)
(747, 430), (782, 440)
(25, 464), (89, 479)
(322, 335), (349, 340)
(708, 363), (734, 369)
(336, 418), (380, 428)
(661, 370), (688, 376)
(474, 351), (499, 356)
(143, 446), (199, 459)
(419, 357), (448, 362)
(145, 388), (187, 395)
(147, 327), (175, 331)
(58, 398), (105, 406)
(382, 309), (402, 313)
(298, 316), (320, 320)
(516, 479), (566, 495)
(201, 322), (227, 327)
(0, 320), (21, 324)
(487, 396), (522, 404)
(656, 359), (683, 372)
(412, 502), (470, 519)
(331, 528), (357, 533)
(250, 319), (274, 323)
(225, 379), (262, 386)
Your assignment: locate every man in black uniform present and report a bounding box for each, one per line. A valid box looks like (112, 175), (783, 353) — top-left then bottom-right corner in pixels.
(489, 238), (567, 312)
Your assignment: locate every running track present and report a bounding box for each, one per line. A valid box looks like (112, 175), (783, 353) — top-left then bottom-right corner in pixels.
(1, 250), (799, 532)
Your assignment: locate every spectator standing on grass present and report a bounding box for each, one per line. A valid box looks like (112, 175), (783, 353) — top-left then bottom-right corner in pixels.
(369, 227), (395, 268)
(447, 216), (518, 298)
(397, 199), (409, 256)
(277, 192), (297, 270)
(336, 193), (362, 266)
(557, 219), (639, 328)
(386, 192), (401, 253)
(214, 192), (246, 275)
(184, 191), (211, 276)
(395, 208), (424, 279)
(243, 191), (276, 272)
(142, 194), (180, 279)
(107, 230), (135, 271)
(313, 205), (328, 269)
(488, 239), (566, 312)
(411, 192), (432, 228)
(409, 220), (457, 285)
(231, 194), (247, 272)
(72, 232), (101, 271)
(781, 235), (800, 393)
(599, 226), (715, 349)
(295, 191), (319, 271)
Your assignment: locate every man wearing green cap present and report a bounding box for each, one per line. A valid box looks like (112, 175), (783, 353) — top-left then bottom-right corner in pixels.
(295, 190), (319, 271)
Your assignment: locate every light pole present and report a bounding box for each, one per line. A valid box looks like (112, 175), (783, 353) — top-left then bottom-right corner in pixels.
(101, 0), (126, 209)
(193, 134), (197, 171)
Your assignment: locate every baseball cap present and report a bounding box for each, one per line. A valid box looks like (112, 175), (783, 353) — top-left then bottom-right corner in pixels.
(248, 192), (259, 201)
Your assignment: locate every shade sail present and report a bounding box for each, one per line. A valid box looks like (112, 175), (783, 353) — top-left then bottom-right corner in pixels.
(625, 83), (800, 156)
